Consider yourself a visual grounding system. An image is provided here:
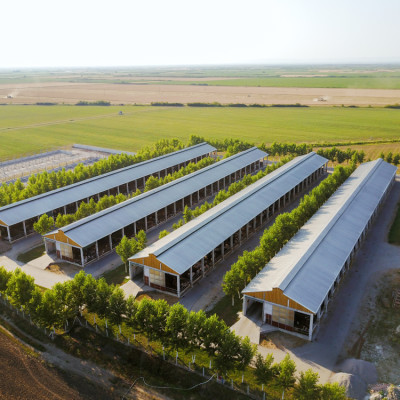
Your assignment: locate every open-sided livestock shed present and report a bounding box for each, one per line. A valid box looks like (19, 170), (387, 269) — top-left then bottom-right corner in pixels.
(129, 152), (328, 297)
(0, 142), (216, 243)
(242, 158), (397, 341)
(43, 147), (268, 266)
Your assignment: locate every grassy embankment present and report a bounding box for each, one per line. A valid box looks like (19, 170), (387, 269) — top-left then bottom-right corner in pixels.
(1, 105), (400, 160)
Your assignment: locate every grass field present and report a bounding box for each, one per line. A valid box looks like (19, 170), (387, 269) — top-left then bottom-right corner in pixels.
(157, 76), (400, 89)
(2, 66), (400, 89)
(1, 105), (400, 159)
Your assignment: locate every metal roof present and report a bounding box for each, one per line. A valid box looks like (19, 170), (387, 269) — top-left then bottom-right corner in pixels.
(130, 152), (328, 275)
(243, 159), (397, 314)
(53, 147), (267, 248)
(0, 143), (216, 226)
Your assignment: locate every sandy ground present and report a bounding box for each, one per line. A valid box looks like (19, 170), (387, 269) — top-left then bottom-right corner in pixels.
(1, 82), (400, 105)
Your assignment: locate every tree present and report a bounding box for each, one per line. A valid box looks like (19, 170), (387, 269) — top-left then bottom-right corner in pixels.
(203, 314), (227, 356)
(165, 303), (189, 350)
(108, 287), (126, 327)
(136, 230), (147, 250)
(158, 230), (170, 239)
(6, 268), (35, 309)
(95, 278), (113, 320)
(237, 336), (257, 370)
(82, 274), (98, 313)
(116, 236), (135, 273)
(183, 206), (193, 223)
(26, 286), (43, 322)
(276, 354), (296, 399)
(319, 383), (347, 400)
(33, 214), (54, 235)
(66, 270), (87, 316)
(255, 353), (276, 384)
(187, 310), (207, 349)
(0, 267), (12, 293)
(214, 329), (241, 375)
(293, 369), (320, 400)
(144, 176), (160, 192)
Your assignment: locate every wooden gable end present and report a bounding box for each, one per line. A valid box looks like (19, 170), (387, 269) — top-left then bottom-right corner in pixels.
(246, 288), (312, 314)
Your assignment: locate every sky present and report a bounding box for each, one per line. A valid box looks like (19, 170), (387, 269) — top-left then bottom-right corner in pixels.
(2, 0), (400, 68)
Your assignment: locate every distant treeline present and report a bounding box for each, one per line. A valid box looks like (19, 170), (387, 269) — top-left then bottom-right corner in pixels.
(150, 102), (308, 108)
(76, 100), (111, 106)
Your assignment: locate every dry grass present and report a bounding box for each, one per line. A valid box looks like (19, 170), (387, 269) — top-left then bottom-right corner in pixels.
(1, 82), (400, 106)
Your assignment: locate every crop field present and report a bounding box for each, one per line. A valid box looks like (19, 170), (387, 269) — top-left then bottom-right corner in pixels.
(2, 81), (400, 106)
(1, 105), (400, 159)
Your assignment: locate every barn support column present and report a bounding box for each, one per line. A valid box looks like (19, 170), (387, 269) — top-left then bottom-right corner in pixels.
(22, 221), (27, 237)
(177, 275), (181, 297)
(308, 314), (314, 341)
(80, 248), (84, 267)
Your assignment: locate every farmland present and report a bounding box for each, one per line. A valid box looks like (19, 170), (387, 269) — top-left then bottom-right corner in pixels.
(1, 105), (400, 159)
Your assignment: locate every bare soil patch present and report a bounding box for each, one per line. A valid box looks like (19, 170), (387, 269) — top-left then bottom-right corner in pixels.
(0, 328), (85, 400)
(342, 269), (400, 384)
(46, 263), (81, 275)
(1, 82), (400, 106)
(260, 331), (307, 350)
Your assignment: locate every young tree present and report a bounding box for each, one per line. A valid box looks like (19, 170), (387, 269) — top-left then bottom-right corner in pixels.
(319, 383), (347, 400)
(158, 230), (170, 239)
(214, 330), (241, 375)
(165, 303), (189, 350)
(95, 278), (113, 321)
(33, 214), (54, 235)
(276, 354), (296, 399)
(26, 286), (43, 323)
(116, 236), (134, 273)
(136, 230), (147, 250)
(183, 206), (193, 223)
(108, 287), (126, 327)
(293, 369), (320, 400)
(187, 309), (207, 349)
(0, 267), (12, 293)
(255, 353), (276, 385)
(6, 268), (35, 309)
(237, 336), (257, 370)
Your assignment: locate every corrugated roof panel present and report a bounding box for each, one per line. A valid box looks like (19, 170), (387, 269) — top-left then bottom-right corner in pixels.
(130, 152), (328, 274)
(243, 159), (397, 314)
(59, 147), (268, 247)
(0, 143), (217, 226)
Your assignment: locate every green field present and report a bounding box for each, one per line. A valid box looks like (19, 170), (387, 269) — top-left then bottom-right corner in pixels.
(2, 66), (400, 89)
(1, 105), (400, 159)
(158, 76), (400, 89)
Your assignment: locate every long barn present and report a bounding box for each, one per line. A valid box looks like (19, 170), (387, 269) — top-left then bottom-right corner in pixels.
(43, 147), (268, 266)
(0, 142), (216, 243)
(242, 159), (397, 341)
(129, 152), (328, 297)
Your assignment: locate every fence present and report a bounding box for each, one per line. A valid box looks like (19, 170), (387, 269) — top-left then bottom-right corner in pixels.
(0, 293), (269, 400)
